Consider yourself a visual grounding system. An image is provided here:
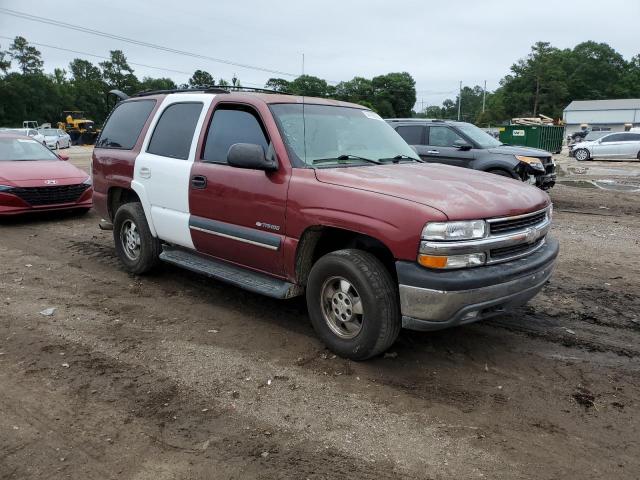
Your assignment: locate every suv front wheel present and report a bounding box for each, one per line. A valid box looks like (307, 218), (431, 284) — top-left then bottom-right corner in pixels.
(113, 202), (161, 274)
(306, 249), (401, 360)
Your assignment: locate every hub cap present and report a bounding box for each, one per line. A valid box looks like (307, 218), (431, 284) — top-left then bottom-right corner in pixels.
(120, 219), (141, 261)
(575, 149), (588, 161)
(320, 276), (364, 339)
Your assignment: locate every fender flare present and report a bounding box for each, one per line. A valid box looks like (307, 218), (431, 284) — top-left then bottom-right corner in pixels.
(130, 180), (158, 237)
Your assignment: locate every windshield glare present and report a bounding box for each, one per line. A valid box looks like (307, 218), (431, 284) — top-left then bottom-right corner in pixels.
(0, 138), (59, 161)
(456, 123), (502, 148)
(270, 104), (419, 166)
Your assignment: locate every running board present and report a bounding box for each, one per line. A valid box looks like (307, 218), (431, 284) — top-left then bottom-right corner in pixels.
(159, 246), (303, 299)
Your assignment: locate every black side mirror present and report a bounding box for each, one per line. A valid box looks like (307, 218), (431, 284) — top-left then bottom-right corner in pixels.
(454, 139), (472, 151)
(227, 143), (277, 171)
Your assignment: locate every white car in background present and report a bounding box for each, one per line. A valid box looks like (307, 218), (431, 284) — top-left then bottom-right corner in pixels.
(1, 128), (47, 147)
(573, 131), (640, 161)
(39, 128), (72, 149)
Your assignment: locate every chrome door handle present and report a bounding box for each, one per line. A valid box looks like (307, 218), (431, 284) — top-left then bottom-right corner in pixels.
(139, 167), (151, 179)
(427, 150), (440, 154)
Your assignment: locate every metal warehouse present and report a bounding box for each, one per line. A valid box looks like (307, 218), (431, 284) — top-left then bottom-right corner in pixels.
(563, 99), (640, 136)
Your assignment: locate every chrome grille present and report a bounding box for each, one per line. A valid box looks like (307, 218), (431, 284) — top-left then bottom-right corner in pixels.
(489, 209), (547, 235)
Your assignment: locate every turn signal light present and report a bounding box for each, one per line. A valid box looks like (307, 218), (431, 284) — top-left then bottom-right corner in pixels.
(417, 255), (448, 268)
(418, 253), (486, 269)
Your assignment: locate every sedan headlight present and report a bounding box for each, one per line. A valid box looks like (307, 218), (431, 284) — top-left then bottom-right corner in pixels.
(516, 155), (545, 171)
(0, 184), (13, 192)
(82, 176), (92, 186)
(422, 220), (486, 241)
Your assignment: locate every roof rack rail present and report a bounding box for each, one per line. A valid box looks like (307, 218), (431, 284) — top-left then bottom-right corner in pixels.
(130, 85), (290, 98)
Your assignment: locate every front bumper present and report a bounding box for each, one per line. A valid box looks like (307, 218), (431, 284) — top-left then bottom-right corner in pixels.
(0, 187), (93, 216)
(535, 172), (556, 189)
(397, 237), (559, 331)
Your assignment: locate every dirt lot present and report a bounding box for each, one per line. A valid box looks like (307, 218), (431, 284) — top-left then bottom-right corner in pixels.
(1, 147), (639, 479)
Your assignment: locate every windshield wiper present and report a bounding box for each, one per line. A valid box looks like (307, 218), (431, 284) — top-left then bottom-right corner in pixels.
(378, 154), (424, 163)
(312, 154), (382, 165)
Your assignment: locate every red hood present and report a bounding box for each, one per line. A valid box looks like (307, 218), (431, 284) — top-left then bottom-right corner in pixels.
(0, 160), (88, 187)
(314, 163), (550, 221)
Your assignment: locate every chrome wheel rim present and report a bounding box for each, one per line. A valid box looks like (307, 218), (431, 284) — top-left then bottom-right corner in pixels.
(320, 276), (364, 339)
(120, 219), (141, 261)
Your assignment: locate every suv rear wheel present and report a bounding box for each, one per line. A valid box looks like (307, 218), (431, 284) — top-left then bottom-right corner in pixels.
(113, 202), (161, 274)
(306, 249), (401, 360)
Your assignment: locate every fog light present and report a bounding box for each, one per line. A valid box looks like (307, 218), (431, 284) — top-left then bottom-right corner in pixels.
(418, 253), (486, 269)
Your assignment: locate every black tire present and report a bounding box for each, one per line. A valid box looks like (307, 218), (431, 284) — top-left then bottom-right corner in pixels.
(55, 142), (60, 150)
(487, 169), (515, 178)
(637, 151), (640, 160)
(113, 202), (161, 274)
(574, 148), (589, 161)
(306, 249), (401, 360)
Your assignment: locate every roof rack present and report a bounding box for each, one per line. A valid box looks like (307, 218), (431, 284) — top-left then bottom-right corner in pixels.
(130, 85), (290, 98)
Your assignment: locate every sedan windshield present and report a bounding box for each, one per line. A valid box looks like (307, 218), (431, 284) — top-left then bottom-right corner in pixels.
(41, 128), (60, 135)
(456, 123), (502, 149)
(0, 137), (59, 161)
(270, 104), (419, 166)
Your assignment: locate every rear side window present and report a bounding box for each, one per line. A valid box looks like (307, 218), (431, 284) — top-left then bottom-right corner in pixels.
(96, 100), (156, 149)
(147, 102), (203, 159)
(396, 125), (424, 145)
(202, 107), (269, 164)
(601, 133), (625, 143)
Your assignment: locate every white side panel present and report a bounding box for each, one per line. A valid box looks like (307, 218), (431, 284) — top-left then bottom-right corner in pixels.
(132, 94), (215, 249)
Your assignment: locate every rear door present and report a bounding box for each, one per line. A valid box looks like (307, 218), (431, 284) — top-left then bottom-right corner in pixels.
(188, 100), (290, 276)
(423, 125), (475, 167)
(133, 94), (213, 248)
(394, 124), (425, 155)
(618, 133), (640, 158)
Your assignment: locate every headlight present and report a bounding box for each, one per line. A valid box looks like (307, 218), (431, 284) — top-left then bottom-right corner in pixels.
(422, 220), (486, 241)
(82, 176), (92, 186)
(0, 184), (13, 192)
(516, 155), (544, 171)
(418, 252), (486, 269)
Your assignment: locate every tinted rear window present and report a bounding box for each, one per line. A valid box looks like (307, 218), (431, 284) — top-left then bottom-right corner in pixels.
(395, 125), (423, 145)
(96, 100), (156, 149)
(147, 102), (203, 159)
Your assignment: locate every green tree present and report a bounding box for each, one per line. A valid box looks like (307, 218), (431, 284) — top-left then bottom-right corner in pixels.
(371, 72), (416, 117)
(100, 50), (138, 93)
(69, 58), (108, 122)
(188, 69), (214, 87)
(334, 77), (374, 105)
(265, 77), (290, 92)
(9, 36), (43, 74)
(288, 75), (332, 97)
(0, 44), (10, 75)
(139, 77), (176, 91)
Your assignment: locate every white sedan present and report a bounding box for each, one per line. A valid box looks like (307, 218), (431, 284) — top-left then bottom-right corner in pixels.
(2, 128), (48, 147)
(573, 131), (640, 161)
(39, 128), (72, 149)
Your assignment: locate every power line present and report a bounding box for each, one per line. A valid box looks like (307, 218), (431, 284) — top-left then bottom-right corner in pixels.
(0, 8), (298, 78)
(0, 35), (192, 76)
(0, 34), (267, 87)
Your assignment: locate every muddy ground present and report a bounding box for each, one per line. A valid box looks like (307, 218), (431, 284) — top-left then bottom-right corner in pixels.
(1, 147), (639, 479)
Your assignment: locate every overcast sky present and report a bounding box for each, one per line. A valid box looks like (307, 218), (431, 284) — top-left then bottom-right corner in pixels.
(1, 0), (639, 107)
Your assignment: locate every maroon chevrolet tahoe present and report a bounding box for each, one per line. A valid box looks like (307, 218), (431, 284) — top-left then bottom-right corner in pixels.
(92, 88), (558, 360)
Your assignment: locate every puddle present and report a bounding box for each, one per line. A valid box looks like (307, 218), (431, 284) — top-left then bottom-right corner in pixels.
(557, 179), (640, 193)
(561, 165), (640, 177)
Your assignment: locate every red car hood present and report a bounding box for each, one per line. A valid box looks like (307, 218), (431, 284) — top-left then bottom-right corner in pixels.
(314, 163), (550, 220)
(0, 160), (88, 187)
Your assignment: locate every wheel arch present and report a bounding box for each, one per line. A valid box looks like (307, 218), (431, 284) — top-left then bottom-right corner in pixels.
(108, 184), (157, 237)
(294, 225), (397, 287)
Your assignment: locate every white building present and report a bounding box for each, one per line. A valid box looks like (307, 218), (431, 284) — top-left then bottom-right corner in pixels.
(563, 99), (640, 136)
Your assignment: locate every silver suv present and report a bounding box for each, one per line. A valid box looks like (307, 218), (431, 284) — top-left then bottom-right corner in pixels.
(572, 132), (640, 161)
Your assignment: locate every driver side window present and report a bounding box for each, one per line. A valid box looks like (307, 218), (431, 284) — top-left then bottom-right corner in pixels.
(202, 106), (269, 164)
(428, 126), (464, 147)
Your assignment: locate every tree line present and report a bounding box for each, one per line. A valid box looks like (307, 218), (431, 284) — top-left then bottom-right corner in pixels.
(422, 41), (640, 125)
(1, 36), (638, 128)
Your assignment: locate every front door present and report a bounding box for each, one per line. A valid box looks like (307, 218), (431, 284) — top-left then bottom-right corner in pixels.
(188, 101), (290, 277)
(591, 133), (625, 159)
(422, 125), (475, 167)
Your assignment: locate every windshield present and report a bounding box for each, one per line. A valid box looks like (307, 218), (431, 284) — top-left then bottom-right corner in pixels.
(0, 137), (59, 161)
(270, 104), (419, 166)
(456, 123), (502, 148)
(41, 128), (59, 135)
(584, 132), (608, 141)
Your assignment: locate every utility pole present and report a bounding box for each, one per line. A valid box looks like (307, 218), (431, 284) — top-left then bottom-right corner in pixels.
(301, 53), (305, 76)
(457, 81), (462, 121)
(482, 80), (487, 113)
(420, 98), (425, 115)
